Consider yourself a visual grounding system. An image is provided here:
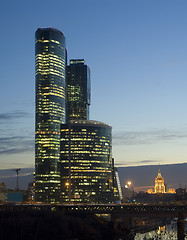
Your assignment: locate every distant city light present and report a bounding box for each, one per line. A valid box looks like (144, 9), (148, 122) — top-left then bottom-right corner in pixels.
(127, 181), (132, 186)
(65, 182), (69, 187)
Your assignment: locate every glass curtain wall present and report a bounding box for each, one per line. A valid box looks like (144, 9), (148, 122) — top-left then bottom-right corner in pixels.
(66, 60), (90, 122)
(35, 28), (66, 203)
(60, 120), (114, 203)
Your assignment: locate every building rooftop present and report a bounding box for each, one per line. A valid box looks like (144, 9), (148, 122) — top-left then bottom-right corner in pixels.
(69, 119), (111, 128)
(70, 59), (85, 65)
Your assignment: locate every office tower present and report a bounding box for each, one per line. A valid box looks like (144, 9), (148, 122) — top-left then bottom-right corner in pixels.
(66, 59), (91, 122)
(60, 120), (114, 203)
(35, 28), (66, 203)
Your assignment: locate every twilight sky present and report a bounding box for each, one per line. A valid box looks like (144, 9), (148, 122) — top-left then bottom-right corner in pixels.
(1, 0), (187, 169)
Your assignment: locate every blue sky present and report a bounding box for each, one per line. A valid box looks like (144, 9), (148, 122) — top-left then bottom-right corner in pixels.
(1, 0), (187, 169)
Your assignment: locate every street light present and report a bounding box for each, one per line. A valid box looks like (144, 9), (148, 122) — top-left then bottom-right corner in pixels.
(65, 182), (71, 203)
(127, 181), (132, 187)
(65, 182), (69, 187)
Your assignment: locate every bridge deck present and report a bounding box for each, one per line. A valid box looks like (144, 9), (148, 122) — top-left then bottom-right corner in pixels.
(0, 203), (187, 218)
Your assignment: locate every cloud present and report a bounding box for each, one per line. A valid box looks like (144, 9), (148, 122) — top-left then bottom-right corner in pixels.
(0, 109), (34, 156)
(0, 162), (34, 169)
(139, 160), (156, 163)
(0, 173), (33, 179)
(113, 128), (187, 145)
(115, 159), (158, 167)
(0, 135), (34, 155)
(0, 111), (30, 121)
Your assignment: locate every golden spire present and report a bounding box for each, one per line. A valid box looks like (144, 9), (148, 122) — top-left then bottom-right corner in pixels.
(158, 168), (162, 178)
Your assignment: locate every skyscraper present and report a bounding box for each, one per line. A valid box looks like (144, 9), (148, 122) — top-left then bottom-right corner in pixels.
(60, 120), (114, 203)
(35, 27), (120, 204)
(66, 59), (91, 122)
(35, 28), (66, 203)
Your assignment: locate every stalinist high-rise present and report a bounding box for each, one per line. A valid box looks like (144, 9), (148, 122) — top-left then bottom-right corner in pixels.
(35, 28), (66, 203)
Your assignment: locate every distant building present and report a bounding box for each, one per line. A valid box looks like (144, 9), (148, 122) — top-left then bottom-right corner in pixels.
(176, 187), (186, 196)
(0, 182), (5, 191)
(0, 183), (6, 203)
(154, 169), (166, 193)
(28, 182), (35, 202)
(66, 59), (91, 122)
(60, 120), (115, 203)
(121, 186), (135, 202)
(6, 192), (23, 202)
(147, 168), (176, 194)
(133, 191), (176, 204)
(176, 187), (187, 201)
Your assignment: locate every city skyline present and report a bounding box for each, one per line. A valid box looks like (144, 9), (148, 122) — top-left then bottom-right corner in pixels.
(1, 0), (187, 170)
(35, 27), (119, 203)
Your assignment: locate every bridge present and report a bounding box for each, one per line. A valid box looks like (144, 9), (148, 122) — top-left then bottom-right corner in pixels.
(55, 203), (187, 217)
(0, 203), (186, 239)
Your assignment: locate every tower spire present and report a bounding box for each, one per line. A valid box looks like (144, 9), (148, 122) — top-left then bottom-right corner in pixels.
(158, 168), (161, 177)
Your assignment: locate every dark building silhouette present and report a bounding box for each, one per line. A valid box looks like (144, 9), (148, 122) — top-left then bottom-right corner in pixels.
(66, 59), (90, 122)
(35, 28), (66, 203)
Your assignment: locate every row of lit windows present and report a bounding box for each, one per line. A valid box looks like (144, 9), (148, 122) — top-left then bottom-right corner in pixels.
(61, 132), (109, 138)
(36, 137), (60, 142)
(36, 131), (60, 135)
(36, 70), (64, 78)
(35, 64), (64, 73)
(36, 56), (64, 65)
(35, 39), (61, 45)
(37, 174), (60, 177)
(70, 169), (111, 173)
(35, 53), (65, 64)
(60, 140), (110, 145)
(36, 62), (64, 72)
(36, 180), (60, 183)
(61, 176), (107, 180)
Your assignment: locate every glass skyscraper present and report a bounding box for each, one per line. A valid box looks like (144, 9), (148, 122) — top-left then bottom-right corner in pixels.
(60, 120), (114, 203)
(35, 28), (66, 203)
(35, 27), (120, 204)
(66, 59), (91, 122)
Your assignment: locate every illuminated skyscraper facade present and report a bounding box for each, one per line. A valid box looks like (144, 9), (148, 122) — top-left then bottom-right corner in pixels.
(60, 120), (114, 203)
(66, 59), (90, 122)
(35, 27), (120, 204)
(35, 28), (66, 203)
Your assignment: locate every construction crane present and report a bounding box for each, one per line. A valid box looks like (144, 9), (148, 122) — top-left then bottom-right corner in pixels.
(11, 168), (21, 190)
